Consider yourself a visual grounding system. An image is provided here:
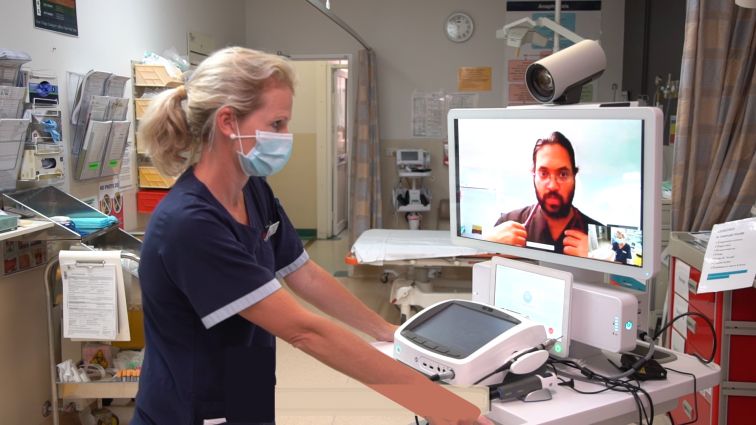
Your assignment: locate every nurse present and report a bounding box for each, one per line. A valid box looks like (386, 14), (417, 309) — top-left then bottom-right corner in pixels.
(132, 47), (492, 425)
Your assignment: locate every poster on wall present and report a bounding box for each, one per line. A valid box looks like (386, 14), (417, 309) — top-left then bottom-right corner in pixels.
(33, 0), (79, 37)
(411, 90), (445, 138)
(99, 179), (124, 229)
(503, 1), (601, 105)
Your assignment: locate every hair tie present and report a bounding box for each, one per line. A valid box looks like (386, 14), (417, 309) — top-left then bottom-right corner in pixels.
(175, 85), (187, 99)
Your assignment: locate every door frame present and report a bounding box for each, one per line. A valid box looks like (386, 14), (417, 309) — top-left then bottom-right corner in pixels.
(288, 54), (354, 239)
(330, 65), (348, 236)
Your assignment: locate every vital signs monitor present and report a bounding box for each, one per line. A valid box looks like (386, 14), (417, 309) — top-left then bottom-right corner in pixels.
(393, 299), (547, 386)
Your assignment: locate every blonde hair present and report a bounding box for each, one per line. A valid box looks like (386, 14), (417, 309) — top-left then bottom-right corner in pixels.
(138, 47), (296, 177)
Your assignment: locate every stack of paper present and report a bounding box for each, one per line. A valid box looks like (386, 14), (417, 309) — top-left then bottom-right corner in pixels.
(0, 118), (30, 190)
(60, 250), (130, 341)
(76, 119), (131, 180)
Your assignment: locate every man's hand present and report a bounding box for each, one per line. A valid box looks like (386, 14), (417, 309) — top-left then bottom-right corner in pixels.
(484, 221), (527, 246)
(563, 230), (589, 257)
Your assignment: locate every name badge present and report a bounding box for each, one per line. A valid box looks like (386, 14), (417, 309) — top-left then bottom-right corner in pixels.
(263, 221), (280, 241)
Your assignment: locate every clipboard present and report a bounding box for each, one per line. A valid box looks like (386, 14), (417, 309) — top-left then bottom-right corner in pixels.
(59, 250), (130, 341)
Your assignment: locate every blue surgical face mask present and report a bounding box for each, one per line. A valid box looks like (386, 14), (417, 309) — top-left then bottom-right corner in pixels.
(232, 122), (293, 177)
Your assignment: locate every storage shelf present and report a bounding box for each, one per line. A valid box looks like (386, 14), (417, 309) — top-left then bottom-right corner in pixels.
(58, 381), (138, 399)
(0, 219), (54, 241)
(396, 204), (432, 212)
(398, 171), (431, 178)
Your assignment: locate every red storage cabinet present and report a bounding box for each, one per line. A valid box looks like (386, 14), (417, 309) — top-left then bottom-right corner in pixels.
(667, 232), (756, 425)
(137, 189), (168, 214)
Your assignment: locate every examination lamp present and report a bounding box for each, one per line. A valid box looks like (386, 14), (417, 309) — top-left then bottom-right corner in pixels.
(496, 17), (606, 105)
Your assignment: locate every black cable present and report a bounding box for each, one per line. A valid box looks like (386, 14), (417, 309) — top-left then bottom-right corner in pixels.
(654, 311), (717, 364)
(665, 367), (698, 425)
(415, 415), (421, 425)
(548, 357), (656, 424)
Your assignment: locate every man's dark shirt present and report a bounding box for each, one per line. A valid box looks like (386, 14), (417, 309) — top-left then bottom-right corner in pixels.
(494, 204), (603, 253)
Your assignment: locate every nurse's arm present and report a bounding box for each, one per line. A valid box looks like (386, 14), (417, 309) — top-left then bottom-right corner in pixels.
(239, 289), (488, 425)
(283, 260), (396, 342)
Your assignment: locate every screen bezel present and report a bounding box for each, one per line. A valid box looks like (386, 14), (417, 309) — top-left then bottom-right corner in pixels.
(490, 256), (573, 358)
(448, 106), (662, 283)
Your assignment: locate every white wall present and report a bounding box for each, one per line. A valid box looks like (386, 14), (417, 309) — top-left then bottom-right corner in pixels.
(0, 1), (246, 423)
(1, 0), (247, 230)
(246, 0), (625, 140)
(245, 0), (626, 229)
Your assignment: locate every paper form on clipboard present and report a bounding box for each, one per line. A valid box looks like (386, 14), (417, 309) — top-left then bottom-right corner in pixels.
(60, 250), (130, 341)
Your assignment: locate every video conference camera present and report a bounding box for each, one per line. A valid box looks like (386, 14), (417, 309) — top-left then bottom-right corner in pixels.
(525, 40), (606, 105)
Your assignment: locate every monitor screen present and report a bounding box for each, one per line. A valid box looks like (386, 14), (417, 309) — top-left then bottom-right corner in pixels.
(448, 106), (662, 283)
(492, 257), (572, 357)
(408, 302), (519, 358)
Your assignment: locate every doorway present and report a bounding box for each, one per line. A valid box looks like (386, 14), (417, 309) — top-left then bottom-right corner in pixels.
(284, 56), (351, 240)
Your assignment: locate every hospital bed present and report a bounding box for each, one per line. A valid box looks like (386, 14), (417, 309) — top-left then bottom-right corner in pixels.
(347, 229), (490, 321)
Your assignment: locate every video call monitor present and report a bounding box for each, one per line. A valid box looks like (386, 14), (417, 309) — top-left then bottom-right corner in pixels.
(490, 256), (572, 358)
(448, 106), (662, 283)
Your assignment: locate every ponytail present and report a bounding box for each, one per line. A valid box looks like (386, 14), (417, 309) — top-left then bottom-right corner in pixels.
(137, 47), (295, 178)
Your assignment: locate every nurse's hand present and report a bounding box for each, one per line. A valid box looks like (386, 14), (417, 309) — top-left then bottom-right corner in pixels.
(376, 321), (398, 342)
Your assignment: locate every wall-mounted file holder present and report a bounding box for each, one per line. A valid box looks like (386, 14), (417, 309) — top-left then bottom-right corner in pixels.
(0, 118), (30, 191)
(74, 120), (131, 180)
(69, 70), (131, 181)
(0, 85), (26, 119)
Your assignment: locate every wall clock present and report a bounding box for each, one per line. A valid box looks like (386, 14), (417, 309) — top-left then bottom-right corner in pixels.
(445, 12), (474, 43)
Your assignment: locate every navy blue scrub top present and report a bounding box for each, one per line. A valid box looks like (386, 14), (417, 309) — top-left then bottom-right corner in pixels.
(132, 168), (308, 425)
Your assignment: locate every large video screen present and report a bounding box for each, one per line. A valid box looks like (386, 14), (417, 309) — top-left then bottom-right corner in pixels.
(454, 116), (646, 271)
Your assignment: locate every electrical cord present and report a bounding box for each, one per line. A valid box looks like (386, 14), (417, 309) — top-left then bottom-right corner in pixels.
(429, 370), (455, 382)
(653, 311), (717, 364)
(549, 356), (655, 424)
(472, 339), (557, 385)
(603, 332), (657, 380)
(664, 367), (698, 425)
(651, 310), (716, 424)
(544, 311), (716, 425)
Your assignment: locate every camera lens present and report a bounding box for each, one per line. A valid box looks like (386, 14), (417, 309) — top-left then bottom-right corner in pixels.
(525, 63), (555, 102)
(531, 68), (554, 98)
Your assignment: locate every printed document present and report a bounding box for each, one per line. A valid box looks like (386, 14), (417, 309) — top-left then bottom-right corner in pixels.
(60, 250), (130, 341)
(698, 217), (756, 293)
(62, 262), (117, 340)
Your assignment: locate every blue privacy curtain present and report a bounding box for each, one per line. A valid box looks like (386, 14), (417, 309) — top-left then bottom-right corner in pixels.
(349, 49), (382, 243)
(671, 0), (755, 231)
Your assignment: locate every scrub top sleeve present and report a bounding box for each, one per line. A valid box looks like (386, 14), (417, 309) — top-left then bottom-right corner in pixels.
(160, 211), (281, 329)
(271, 198), (308, 279)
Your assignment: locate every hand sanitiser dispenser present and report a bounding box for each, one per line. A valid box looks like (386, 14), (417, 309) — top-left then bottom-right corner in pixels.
(393, 299), (547, 386)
